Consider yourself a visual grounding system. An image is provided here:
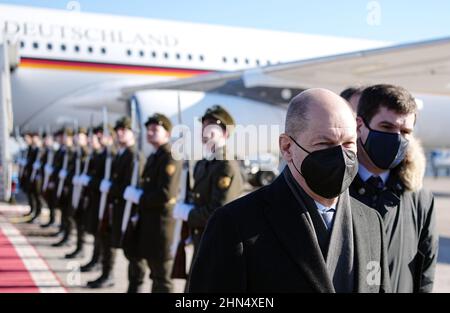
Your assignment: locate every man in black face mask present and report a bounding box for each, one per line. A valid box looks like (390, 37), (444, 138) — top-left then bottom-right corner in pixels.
(349, 84), (438, 293)
(189, 88), (390, 293)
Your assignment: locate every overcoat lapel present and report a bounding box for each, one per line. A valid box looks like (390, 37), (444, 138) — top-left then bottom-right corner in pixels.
(262, 174), (335, 293)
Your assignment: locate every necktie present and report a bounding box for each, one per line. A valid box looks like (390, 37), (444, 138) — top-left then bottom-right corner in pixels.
(321, 208), (336, 230)
(367, 175), (384, 191)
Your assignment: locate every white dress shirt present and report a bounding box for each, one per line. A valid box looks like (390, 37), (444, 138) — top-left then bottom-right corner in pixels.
(358, 163), (390, 184)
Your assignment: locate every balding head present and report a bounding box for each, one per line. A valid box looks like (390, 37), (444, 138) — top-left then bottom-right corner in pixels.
(285, 88), (354, 137)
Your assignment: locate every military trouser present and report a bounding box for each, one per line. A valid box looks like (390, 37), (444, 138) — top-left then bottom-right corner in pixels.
(27, 190), (42, 218)
(44, 191), (56, 224)
(126, 256), (174, 293)
(185, 229), (203, 292)
(59, 205), (75, 242)
(72, 208), (86, 251)
(100, 228), (117, 278)
(90, 232), (102, 264)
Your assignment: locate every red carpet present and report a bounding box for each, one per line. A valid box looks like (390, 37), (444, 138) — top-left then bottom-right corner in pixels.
(0, 228), (39, 293)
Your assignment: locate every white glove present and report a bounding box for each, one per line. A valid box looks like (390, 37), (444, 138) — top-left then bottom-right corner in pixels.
(173, 202), (194, 221)
(123, 186), (143, 204)
(72, 175), (80, 185)
(99, 179), (112, 193)
(44, 164), (54, 175)
(123, 186), (134, 201)
(32, 162), (41, 170)
(58, 169), (67, 179)
(80, 174), (91, 186)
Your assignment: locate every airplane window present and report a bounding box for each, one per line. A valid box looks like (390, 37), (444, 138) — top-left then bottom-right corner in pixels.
(234, 58), (238, 64)
(101, 47), (107, 54)
(176, 53), (181, 59)
(256, 59), (260, 66)
(20, 41), (25, 48)
(266, 60), (271, 65)
(139, 50), (145, 57)
(222, 57), (227, 63)
(164, 52), (169, 59)
(151, 51), (157, 58)
(32, 42), (39, 49)
(74, 45), (80, 52)
(47, 43), (53, 50)
(199, 55), (204, 62)
(61, 44), (66, 51)
(126, 49), (132, 56)
(245, 58), (249, 65)
(187, 54), (192, 61)
(87, 46), (94, 53)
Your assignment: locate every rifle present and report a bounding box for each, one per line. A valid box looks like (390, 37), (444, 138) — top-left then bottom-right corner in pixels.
(171, 163), (192, 279)
(73, 117), (93, 209)
(71, 123), (82, 208)
(171, 92), (192, 279)
(120, 97), (141, 244)
(42, 126), (54, 192)
(98, 107), (113, 226)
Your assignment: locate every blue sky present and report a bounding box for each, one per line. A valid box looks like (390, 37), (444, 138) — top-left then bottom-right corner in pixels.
(1, 0), (449, 43)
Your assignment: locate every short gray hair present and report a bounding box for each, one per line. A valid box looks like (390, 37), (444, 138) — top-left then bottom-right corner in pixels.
(285, 93), (311, 136)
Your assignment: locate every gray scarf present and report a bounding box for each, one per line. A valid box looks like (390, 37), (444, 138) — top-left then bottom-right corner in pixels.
(283, 167), (355, 293)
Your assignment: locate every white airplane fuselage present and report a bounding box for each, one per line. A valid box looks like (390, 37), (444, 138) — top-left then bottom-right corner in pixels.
(0, 3), (448, 155)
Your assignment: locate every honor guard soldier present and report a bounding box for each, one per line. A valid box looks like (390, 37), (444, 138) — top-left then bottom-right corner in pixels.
(41, 131), (57, 227)
(173, 105), (244, 290)
(52, 127), (75, 247)
(27, 132), (44, 223)
(88, 117), (135, 288)
(20, 131), (39, 220)
(65, 127), (89, 259)
(45, 129), (65, 234)
(122, 113), (182, 293)
(80, 124), (115, 272)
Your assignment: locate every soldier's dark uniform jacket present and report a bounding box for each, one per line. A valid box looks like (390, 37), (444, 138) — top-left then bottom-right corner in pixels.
(349, 168), (438, 293)
(187, 148), (244, 249)
(48, 146), (65, 194)
(32, 147), (47, 195)
(84, 148), (108, 234)
(59, 146), (75, 207)
(130, 143), (182, 261)
(108, 146), (135, 248)
(20, 145), (38, 193)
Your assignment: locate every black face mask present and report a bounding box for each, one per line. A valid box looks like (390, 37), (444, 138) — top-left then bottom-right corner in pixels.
(289, 136), (358, 199)
(361, 119), (409, 170)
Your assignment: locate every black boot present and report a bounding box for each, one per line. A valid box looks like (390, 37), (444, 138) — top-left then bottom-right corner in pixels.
(27, 214), (40, 224)
(65, 247), (84, 259)
(127, 283), (144, 293)
(87, 273), (115, 289)
(41, 219), (56, 228)
(51, 233), (70, 247)
(80, 260), (101, 273)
